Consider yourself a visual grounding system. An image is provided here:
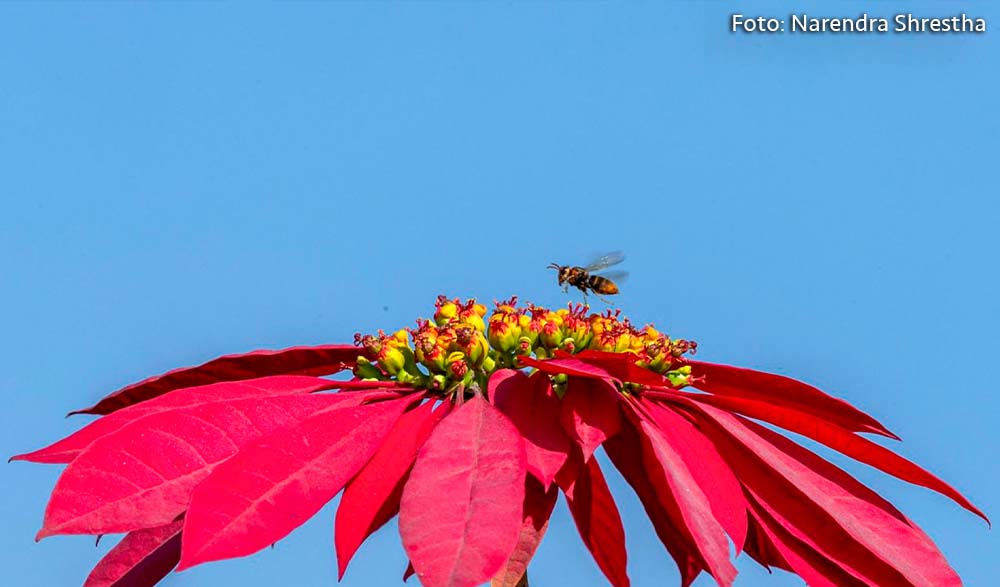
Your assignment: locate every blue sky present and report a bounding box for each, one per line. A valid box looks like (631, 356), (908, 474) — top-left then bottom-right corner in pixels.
(2, 2), (997, 586)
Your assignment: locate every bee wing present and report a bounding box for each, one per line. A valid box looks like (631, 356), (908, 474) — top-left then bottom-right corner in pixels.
(583, 251), (625, 272)
(594, 270), (628, 285)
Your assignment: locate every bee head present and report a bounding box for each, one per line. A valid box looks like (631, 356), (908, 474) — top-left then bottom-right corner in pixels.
(547, 263), (569, 285)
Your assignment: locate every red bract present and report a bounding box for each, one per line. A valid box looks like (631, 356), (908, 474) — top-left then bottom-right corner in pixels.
(69, 344), (364, 416)
(559, 376), (623, 462)
(399, 393), (527, 587)
(491, 477), (558, 587)
(560, 451), (630, 587)
(40, 385), (374, 537)
(84, 518), (183, 587)
(336, 399), (450, 578)
(15, 296), (986, 587)
(489, 369), (571, 489)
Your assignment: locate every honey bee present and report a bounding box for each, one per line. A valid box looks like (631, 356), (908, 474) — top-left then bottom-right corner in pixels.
(548, 251), (628, 304)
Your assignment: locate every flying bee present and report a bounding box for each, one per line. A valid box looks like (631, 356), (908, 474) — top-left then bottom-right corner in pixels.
(547, 251), (628, 304)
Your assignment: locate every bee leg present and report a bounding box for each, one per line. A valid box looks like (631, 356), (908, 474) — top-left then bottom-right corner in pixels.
(594, 293), (616, 306)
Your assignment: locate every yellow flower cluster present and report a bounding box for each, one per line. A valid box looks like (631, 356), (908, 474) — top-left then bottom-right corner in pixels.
(356, 297), (490, 391)
(353, 296), (697, 393)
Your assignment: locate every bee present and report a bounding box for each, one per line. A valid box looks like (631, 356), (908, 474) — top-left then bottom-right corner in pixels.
(547, 251), (628, 304)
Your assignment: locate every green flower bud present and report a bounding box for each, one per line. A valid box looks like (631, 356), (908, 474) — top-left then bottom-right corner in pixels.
(666, 365), (692, 387)
(378, 346), (406, 376)
(488, 320), (520, 353)
(353, 356), (383, 380)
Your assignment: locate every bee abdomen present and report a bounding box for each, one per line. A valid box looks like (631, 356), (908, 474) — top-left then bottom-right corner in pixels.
(588, 275), (619, 295)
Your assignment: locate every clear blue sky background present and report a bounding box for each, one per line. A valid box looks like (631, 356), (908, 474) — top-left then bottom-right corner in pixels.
(2, 2), (997, 586)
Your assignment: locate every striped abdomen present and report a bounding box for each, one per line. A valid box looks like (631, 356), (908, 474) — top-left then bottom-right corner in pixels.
(587, 275), (619, 295)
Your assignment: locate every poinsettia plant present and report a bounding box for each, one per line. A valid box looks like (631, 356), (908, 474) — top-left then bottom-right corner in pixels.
(14, 296), (986, 587)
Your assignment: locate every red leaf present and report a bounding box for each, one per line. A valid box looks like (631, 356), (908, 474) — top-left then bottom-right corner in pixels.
(517, 355), (618, 382)
(403, 561), (416, 582)
(742, 516), (791, 574)
(605, 425), (704, 587)
(635, 400), (748, 550)
(747, 497), (869, 587)
(322, 380), (413, 391)
(631, 405), (737, 587)
(399, 393), (527, 587)
(13, 376), (342, 464)
(70, 344), (363, 416)
(84, 519), (183, 587)
(676, 390), (987, 522)
(490, 370), (572, 489)
(177, 395), (415, 570)
(553, 445), (584, 494)
(572, 350), (670, 386)
(678, 399), (963, 586)
(491, 476), (558, 587)
(39, 391), (367, 538)
(686, 360), (898, 439)
(559, 377), (622, 462)
(562, 455), (630, 587)
(335, 400), (448, 578)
